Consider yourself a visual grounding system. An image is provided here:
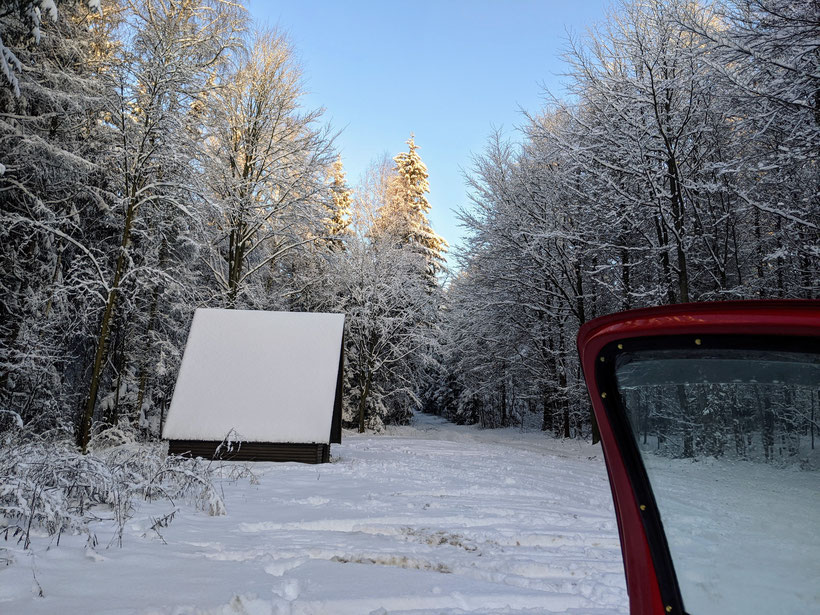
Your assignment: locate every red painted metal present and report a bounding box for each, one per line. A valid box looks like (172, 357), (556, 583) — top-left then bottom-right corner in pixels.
(576, 300), (820, 615)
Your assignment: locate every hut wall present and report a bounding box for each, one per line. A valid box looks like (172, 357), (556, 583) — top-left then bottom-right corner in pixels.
(168, 440), (331, 464)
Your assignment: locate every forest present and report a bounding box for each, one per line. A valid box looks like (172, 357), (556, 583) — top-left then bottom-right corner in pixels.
(0, 0), (817, 544)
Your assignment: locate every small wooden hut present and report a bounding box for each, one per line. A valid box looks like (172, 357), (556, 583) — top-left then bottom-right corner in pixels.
(163, 309), (344, 463)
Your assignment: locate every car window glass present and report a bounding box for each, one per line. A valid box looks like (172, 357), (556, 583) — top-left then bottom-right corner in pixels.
(615, 347), (820, 615)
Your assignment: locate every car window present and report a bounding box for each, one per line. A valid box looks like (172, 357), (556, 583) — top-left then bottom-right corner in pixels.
(615, 345), (820, 615)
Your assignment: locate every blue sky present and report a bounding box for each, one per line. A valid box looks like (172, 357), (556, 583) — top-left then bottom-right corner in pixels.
(248, 0), (611, 258)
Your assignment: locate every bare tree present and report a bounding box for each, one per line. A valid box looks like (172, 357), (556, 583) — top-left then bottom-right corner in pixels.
(77, 0), (245, 451)
(202, 29), (335, 309)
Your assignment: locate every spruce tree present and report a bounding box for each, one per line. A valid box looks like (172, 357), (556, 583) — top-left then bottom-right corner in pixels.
(324, 155), (353, 249)
(376, 135), (448, 277)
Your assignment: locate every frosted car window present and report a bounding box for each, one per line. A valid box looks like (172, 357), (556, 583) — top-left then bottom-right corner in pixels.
(615, 348), (819, 615)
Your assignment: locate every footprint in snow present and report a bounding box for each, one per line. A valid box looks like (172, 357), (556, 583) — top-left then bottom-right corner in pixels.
(272, 577), (300, 601)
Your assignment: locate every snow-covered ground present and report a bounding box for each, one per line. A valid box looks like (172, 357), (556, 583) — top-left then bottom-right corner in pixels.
(0, 414), (628, 614)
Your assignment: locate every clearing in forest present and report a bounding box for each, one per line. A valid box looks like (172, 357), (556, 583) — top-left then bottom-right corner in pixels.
(1, 414), (628, 614)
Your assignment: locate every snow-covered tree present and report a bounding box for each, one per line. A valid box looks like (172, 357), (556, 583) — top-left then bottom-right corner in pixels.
(680, 0), (819, 297)
(0, 0), (114, 434)
(76, 0), (246, 450)
(323, 155), (353, 249)
(301, 158), (443, 431)
(374, 135), (448, 279)
(440, 0), (817, 440)
(0, 1), (76, 98)
(202, 29), (335, 309)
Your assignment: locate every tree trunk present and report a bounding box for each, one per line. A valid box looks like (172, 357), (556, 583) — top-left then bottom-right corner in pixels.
(754, 206), (764, 296)
(654, 214), (676, 304)
(358, 369), (371, 433)
(574, 261), (585, 325)
(77, 197), (137, 452)
(677, 384), (693, 458)
(500, 376), (507, 427)
(134, 282), (162, 425)
(43, 241), (63, 319)
(667, 156), (689, 303)
(563, 405), (570, 439)
(621, 246), (631, 311)
(541, 390), (552, 432)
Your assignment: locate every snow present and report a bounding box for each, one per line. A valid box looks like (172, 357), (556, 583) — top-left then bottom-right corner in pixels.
(162, 310), (344, 444)
(6, 413), (812, 613)
(39, 0), (57, 22)
(0, 414), (628, 614)
(644, 455), (820, 615)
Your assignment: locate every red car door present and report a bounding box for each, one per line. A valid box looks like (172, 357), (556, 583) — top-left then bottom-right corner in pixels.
(577, 300), (819, 615)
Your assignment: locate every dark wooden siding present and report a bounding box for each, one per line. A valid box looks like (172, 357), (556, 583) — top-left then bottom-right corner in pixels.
(168, 440), (330, 464)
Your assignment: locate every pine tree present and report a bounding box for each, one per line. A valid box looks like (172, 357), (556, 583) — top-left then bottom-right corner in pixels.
(323, 155), (353, 249)
(375, 135), (448, 277)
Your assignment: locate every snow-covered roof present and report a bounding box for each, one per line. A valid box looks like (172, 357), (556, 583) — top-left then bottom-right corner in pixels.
(163, 309), (344, 444)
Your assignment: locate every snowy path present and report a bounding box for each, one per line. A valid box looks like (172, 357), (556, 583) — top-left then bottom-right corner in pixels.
(1, 414), (628, 614)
